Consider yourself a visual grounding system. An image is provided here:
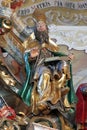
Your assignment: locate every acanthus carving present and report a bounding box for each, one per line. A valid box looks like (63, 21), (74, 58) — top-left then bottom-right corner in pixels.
(46, 10), (87, 25)
(49, 24), (87, 52)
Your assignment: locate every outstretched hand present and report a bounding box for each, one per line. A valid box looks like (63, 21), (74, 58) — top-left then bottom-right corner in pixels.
(30, 48), (39, 58)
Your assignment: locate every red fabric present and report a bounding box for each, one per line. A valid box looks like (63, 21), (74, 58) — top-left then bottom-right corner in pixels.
(76, 83), (87, 124)
(0, 106), (16, 120)
(11, 1), (23, 9)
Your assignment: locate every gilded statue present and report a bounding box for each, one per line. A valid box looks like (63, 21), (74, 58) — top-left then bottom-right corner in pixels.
(0, 7), (77, 130)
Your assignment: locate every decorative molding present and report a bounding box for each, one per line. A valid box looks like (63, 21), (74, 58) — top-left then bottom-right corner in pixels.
(49, 25), (87, 53)
(21, 10), (87, 25)
(18, 0), (87, 16)
(16, 0), (87, 25)
(46, 10), (87, 25)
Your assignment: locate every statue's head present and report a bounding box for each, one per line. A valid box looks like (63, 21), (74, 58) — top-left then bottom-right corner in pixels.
(33, 8), (49, 43)
(33, 8), (48, 32)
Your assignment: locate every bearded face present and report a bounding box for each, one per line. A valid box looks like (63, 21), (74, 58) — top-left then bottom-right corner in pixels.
(34, 21), (49, 44)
